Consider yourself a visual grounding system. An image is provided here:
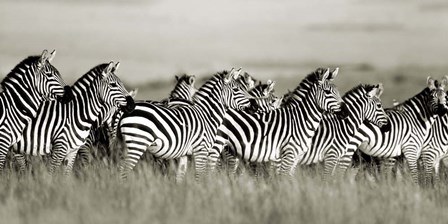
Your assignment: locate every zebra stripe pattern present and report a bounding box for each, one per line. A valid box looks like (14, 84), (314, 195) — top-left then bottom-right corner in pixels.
(0, 50), (72, 171)
(209, 68), (348, 176)
(118, 68), (254, 179)
(336, 77), (448, 183)
(299, 84), (390, 180)
(12, 61), (134, 175)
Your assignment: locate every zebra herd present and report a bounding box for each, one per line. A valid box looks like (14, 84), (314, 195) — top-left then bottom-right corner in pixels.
(2, 50), (448, 186)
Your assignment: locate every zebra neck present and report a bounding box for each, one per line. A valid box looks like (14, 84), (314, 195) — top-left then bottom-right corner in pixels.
(395, 90), (435, 127)
(289, 87), (324, 132)
(71, 90), (103, 129)
(193, 80), (227, 129)
(343, 95), (368, 134)
(2, 79), (42, 118)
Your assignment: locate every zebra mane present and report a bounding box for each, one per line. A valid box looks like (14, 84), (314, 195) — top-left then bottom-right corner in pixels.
(72, 63), (108, 91)
(388, 87), (429, 111)
(170, 74), (194, 99)
(1, 56), (41, 90)
(192, 70), (228, 101)
(342, 84), (376, 99)
(283, 68), (326, 104)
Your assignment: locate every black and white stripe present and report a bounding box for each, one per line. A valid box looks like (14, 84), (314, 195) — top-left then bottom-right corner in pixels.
(0, 50), (72, 171)
(299, 84), (390, 180)
(336, 77), (448, 183)
(209, 68), (348, 176)
(12, 61), (134, 175)
(118, 68), (254, 179)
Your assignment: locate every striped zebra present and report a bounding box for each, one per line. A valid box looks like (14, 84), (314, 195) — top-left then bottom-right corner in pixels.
(118, 68), (255, 179)
(298, 83), (390, 180)
(0, 50), (73, 172)
(420, 96), (448, 185)
(12, 61), (134, 175)
(79, 74), (197, 166)
(335, 77), (448, 183)
(75, 88), (139, 167)
(209, 68), (348, 176)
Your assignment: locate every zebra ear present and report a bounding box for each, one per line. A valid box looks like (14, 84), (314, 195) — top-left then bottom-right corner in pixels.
(441, 76), (448, 90)
(129, 88), (138, 98)
(266, 80), (275, 93)
(47, 50), (56, 63)
(103, 61), (115, 78)
(319, 68), (330, 83)
(328, 67), (339, 81)
(112, 62), (120, 73)
(38, 49), (49, 67)
(233, 67), (243, 80)
(366, 86), (378, 98)
(188, 75), (195, 85)
(427, 76), (436, 90)
(376, 83), (384, 98)
(224, 68), (235, 83)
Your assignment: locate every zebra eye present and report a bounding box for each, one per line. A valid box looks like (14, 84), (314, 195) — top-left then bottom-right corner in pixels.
(110, 83), (118, 88)
(324, 90), (331, 94)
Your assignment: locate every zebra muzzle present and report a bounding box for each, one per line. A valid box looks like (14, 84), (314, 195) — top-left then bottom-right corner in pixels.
(436, 104), (448, 116)
(380, 121), (391, 132)
(57, 86), (74, 104)
(122, 96), (135, 113)
(336, 102), (349, 120)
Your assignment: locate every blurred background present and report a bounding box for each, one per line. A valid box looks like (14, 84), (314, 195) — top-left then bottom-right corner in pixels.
(1, 0), (448, 105)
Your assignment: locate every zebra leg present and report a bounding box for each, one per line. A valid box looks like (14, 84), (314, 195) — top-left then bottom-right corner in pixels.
(433, 158), (441, 185)
(421, 153), (436, 186)
(77, 145), (91, 167)
(119, 146), (146, 179)
(279, 147), (298, 177)
(13, 153), (27, 174)
(63, 148), (80, 176)
(402, 149), (420, 184)
(208, 149), (220, 173)
(48, 143), (67, 175)
(226, 152), (240, 175)
(193, 148), (208, 181)
(322, 151), (338, 181)
(175, 156), (188, 183)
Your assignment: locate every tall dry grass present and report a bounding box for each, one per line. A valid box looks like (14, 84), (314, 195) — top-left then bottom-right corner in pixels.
(1, 157), (448, 224)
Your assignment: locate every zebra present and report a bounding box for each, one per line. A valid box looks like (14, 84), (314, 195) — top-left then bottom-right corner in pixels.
(209, 67), (349, 177)
(420, 90), (448, 185)
(118, 68), (256, 180)
(74, 88), (139, 167)
(0, 50), (73, 172)
(12, 61), (135, 175)
(335, 77), (448, 183)
(79, 74), (197, 167)
(298, 83), (390, 180)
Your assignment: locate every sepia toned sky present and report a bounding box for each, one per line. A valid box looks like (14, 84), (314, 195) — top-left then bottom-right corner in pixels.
(1, 0), (448, 85)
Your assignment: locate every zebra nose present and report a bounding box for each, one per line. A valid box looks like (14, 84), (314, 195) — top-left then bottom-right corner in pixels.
(122, 96), (135, 113)
(57, 85), (73, 104)
(436, 104), (448, 116)
(248, 98), (259, 111)
(380, 121), (391, 132)
(336, 102), (349, 120)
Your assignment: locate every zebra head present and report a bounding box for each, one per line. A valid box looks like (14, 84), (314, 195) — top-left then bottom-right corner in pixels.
(236, 72), (256, 93)
(427, 76), (448, 117)
(222, 68), (255, 111)
(171, 74), (197, 101)
(98, 61), (135, 114)
(362, 84), (391, 132)
(249, 80), (276, 98)
(314, 68), (348, 119)
(33, 50), (73, 103)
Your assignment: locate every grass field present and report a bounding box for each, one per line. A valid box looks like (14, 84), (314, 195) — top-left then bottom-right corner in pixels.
(1, 160), (448, 224)
(2, 0), (448, 223)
